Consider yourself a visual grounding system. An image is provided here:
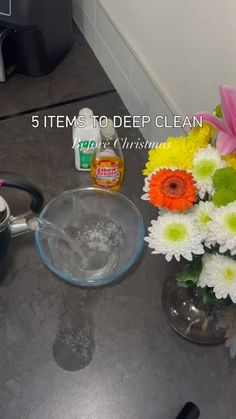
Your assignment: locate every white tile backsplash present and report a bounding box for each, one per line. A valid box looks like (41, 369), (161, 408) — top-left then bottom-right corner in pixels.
(73, 0), (182, 142)
(130, 56), (184, 141)
(95, 4), (132, 78)
(73, 0), (95, 50)
(128, 90), (151, 140)
(78, 0), (95, 24)
(94, 30), (131, 110)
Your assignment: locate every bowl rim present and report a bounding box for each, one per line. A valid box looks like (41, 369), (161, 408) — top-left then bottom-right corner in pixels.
(35, 187), (145, 287)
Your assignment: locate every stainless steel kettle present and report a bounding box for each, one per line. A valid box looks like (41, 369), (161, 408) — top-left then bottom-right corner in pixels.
(0, 173), (44, 268)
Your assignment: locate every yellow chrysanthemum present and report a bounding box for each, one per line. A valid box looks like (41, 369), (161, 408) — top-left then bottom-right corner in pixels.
(224, 153), (236, 170)
(144, 137), (193, 175)
(143, 123), (214, 176)
(187, 123), (216, 144)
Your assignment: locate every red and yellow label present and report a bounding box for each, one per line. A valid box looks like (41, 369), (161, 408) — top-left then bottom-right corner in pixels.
(95, 159), (120, 187)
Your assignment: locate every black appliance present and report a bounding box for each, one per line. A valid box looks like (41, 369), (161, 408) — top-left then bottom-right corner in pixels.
(0, 0), (74, 81)
(0, 173), (44, 272)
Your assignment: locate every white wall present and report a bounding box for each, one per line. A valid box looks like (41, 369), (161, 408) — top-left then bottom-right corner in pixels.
(99, 0), (236, 116)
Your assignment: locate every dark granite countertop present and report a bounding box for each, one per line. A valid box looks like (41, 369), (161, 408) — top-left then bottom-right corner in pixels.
(0, 31), (235, 419)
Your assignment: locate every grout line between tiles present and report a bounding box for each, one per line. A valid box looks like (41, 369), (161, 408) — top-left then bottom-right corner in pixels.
(0, 88), (117, 122)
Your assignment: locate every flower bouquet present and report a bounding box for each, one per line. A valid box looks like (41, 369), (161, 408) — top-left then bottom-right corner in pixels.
(142, 85), (236, 357)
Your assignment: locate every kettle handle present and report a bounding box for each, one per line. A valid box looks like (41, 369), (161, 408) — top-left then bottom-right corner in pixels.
(0, 173), (44, 214)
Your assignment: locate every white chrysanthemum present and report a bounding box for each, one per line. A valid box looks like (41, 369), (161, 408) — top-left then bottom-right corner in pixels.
(219, 311), (236, 359)
(191, 201), (214, 233)
(193, 145), (227, 199)
(141, 171), (157, 201)
(199, 254), (236, 303)
(190, 201), (215, 247)
(145, 213), (204, 262)
(208, 201), (236, 255)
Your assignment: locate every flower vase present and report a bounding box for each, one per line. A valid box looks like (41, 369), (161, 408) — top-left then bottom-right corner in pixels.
(162, 274), (235, 345)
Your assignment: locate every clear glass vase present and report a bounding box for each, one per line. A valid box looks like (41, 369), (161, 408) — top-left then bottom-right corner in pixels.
(162, 275), (235, 345)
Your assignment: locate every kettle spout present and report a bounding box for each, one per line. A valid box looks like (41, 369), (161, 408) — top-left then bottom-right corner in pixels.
(11, 217), (39, 238)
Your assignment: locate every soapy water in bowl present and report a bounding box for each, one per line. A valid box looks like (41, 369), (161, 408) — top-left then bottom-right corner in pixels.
(37, 216), (125, 278)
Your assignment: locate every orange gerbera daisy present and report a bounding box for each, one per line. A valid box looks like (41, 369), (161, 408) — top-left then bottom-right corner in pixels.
(148, 169), (197, 212)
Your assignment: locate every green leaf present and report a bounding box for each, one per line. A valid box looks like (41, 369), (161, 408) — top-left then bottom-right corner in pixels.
(202, 288), (217, 305)
(214, 105), (223, 118)
(213, 188), (236, 207)
(178, 280), (194, 288)
(213, 167), (236, 192)
(203, 288), (233, 308)
(177, 258), (203, 286)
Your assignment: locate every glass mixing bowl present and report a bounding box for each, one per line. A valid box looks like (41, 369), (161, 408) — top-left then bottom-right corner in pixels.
(35, 188), (145, 287)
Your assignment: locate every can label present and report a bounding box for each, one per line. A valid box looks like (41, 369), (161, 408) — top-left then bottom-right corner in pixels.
(96, 160), (120, 187)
